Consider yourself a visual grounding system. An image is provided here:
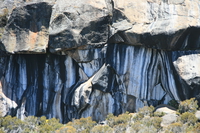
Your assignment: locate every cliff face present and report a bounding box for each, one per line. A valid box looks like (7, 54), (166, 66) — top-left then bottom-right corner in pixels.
(1, 0), (200, 123)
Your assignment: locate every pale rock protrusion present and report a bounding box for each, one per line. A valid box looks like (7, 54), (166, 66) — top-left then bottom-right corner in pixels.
(155, 105), (177, 114)
(173, 51), (200, 86)
(161, 113), (178, 127)
(0, 82), (17, 116)
(81, 89), (114, 122)
(71, 76), (94, 113)
(195, 111), (200, 120)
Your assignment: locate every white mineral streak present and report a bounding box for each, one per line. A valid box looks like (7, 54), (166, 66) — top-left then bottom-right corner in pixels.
(81, 89), (114, 121)
(109, 44), (176, 101)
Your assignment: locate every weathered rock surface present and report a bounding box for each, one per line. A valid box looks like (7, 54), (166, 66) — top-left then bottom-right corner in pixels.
(48, 0), (112, 53)
(0, 82), (17, 117)
(155, 104), (176, 114)
(109, 0), (200, 50)
(195, 111), (200, 120)
(161, 113), (178, 127)
(0, 0), (200, 124)
(1, 2), (52, 53)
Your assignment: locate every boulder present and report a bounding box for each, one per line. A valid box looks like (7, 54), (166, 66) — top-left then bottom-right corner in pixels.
(48, 0), (112, 53)
(161, 113), (178, 127)
(155, 104), (177, 114)
(91, 64), (117, 93)
(1, 2), (52, 53)
(195, 110), (200, 120)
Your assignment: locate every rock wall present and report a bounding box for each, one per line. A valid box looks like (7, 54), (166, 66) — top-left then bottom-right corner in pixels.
(0, 0), (200, 123)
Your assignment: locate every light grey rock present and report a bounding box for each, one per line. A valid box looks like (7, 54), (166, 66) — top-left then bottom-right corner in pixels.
(155, 104), (177, 114)
(109, 0), (200, 50)
(65, 47), (106, 77)
(172, 50), (200, 88)
(161, 113), (178, 127)
(195, 111), (200, 120)
(71, 76), (93, 114)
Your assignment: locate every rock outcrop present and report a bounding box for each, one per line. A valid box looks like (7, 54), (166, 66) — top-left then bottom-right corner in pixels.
(2, 2), (52, 53)
(109, 0), (200, 50)
(0, 0), (200, 123)
(48, 0), (112, 53)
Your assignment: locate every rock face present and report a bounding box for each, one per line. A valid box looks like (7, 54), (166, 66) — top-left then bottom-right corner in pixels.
(1, 2), (52, 53)
(0, 82), (17, 117)
(48, 0), (112, 53)
(109, 0), (200, 50)
(0, 0), (200, 123)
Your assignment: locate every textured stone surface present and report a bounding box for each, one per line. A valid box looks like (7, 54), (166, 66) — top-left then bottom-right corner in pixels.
(0, 0), (200, 124)
(48, 0), (112, 53)
(109, 0), (200, 50)
(0, 82), (17, 117)
(195, 111), (200, 120)
(155, 105), (176, 114)
(161, 113), (178, 127)
(1, 45), (200, 122)
(1, 2), (52, 53)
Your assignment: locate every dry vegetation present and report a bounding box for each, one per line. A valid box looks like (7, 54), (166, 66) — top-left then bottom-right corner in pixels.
(0, 98), (200, 133)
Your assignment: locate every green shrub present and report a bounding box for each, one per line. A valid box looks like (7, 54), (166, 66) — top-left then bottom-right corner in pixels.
(91, 125), (113, 133)
(138, 126), (157, 133)
(23, 116), (39, 131)
(106, 112), (131, 127)
(130, 121), (142, 132)
(34, 116), (62, 133)
(165, 122), (183, 133)
(113, 123), (127, 133)
(193, 123), (200, 133)
(0, 129), (4, 133)
(39, 116), (47, 125)
(138, 106), (154, 117)
(180, 112), (197, 125)
(150, 117), (162, 129)
(153, 111), (165, 117)
(1, 115), (25, 132)
(132, 113), (144, 121)
(66, 117), (96, 133)
(178, 98), (198, 114)
(168, 99), (179, 109)
(0, 116), (37, 132)
(0, 115), (62, 133)
(56, 125), (76, 133)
